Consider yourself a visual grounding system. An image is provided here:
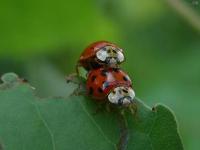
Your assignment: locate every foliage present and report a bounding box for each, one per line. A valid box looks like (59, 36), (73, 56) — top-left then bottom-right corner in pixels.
(0, 0), (200, 149)
(0, 73), (183, 150)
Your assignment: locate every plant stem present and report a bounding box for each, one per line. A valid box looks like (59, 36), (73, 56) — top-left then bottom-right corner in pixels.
(117, 111), (129, 150)
(166, 0), (200, 33)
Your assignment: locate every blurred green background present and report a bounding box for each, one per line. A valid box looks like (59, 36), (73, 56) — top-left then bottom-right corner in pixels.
(0, 0), (200, 149)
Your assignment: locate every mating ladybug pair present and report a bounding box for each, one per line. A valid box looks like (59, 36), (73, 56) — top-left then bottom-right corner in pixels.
(76, 41), (135, 107)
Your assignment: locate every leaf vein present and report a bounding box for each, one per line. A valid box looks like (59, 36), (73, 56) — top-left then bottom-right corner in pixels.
(146, 111), (158, 150)
(78, 100), (117, 150)
(33, 102), (56, 150)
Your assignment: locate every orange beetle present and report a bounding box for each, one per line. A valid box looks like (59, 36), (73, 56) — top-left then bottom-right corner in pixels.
(76, 41), (125, 74)
(86, 67), (135, 106)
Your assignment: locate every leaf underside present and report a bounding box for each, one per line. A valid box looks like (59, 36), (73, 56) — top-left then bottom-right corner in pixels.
(0, 73), (183, 150)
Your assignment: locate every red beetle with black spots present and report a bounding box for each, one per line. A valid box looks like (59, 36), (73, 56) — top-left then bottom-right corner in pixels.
(76, 41), (125, 74)
(86, 67), (135, 106)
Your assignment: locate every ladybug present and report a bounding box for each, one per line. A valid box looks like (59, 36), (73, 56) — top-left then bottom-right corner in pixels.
(86, 67), (135, 106)
(77, 41), (125, 73)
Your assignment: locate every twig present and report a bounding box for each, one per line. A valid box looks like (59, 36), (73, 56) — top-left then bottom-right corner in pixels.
(166, 0), (200, 32)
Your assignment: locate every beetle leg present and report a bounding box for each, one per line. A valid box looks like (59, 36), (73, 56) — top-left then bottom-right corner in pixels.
(66, 72), (86, 97)
(92, 102), (107, 115)
(75, 63), (80, 77)
(66, 73), (79, 84)
(128, 102), (137, 117)
(105, 102), (112, 112)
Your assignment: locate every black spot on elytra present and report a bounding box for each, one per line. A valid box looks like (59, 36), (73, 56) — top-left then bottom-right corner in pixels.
(113, 68), (120, 73)
(101, 69), (107, 76)
(90, 61), (101, 69)
(89, 87), (93, 95)
(91, 75), (97, 82)
(98, 87), (103, 93)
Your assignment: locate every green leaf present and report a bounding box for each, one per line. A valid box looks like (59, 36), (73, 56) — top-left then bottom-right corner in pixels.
(0, 73), (183, 150)
(0, 0), (118, 57)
